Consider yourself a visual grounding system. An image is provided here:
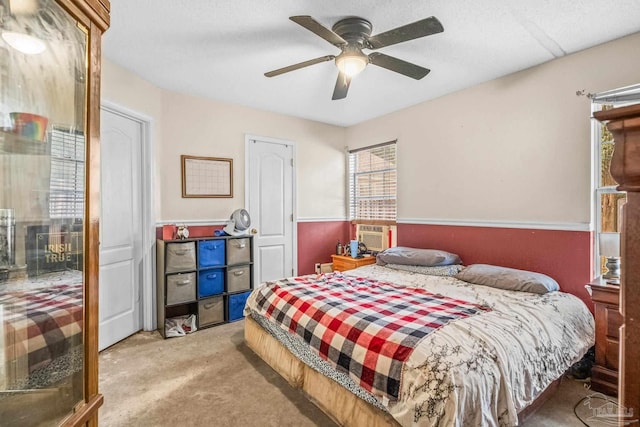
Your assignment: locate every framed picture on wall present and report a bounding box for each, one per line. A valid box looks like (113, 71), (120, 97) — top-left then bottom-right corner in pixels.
(181, 155), (233, 198)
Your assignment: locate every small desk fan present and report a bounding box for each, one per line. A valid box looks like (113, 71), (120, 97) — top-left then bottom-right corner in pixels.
(223, 209), (251, 236)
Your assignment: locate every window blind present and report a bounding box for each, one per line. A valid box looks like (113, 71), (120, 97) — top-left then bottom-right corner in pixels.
(348, 141), (397, 221)
(49, 126), (85, 219)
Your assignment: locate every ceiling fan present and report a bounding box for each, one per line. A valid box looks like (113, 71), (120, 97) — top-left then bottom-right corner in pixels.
(264, 15), (444, 100)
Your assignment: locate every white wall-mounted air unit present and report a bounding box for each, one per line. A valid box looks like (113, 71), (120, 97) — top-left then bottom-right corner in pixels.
(356, 224), (396, 253)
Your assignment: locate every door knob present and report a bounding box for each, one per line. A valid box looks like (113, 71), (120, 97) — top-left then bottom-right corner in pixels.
(251, 228), (258, 234)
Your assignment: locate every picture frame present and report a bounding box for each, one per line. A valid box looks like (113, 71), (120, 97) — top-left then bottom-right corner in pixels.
(181, 155), (233, 198)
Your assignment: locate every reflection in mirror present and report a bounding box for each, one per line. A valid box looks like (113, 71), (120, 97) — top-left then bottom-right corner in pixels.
(0, 0), (87, 425)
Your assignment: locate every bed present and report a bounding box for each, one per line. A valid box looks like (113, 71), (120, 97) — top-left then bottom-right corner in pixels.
(0, 270), (83, 390)
(243, 256), (594, 426)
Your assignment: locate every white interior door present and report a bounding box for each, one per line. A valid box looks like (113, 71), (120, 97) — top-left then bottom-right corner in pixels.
(247, 137), (295, 286)
(99, 108), (143, 350)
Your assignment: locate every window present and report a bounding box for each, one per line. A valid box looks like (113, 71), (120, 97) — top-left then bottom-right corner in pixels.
(348, 141), (397, 222)
(591, 84), (640, 275)
(49, 125), (85, 219)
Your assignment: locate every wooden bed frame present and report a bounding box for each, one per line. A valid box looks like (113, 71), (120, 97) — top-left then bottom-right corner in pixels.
(244, 316), (560, 426)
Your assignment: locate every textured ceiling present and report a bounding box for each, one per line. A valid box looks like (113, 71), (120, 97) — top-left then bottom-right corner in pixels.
(103, 1), (640, 127)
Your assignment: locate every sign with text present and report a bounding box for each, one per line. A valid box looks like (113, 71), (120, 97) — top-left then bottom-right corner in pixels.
(26, 226), (83, 277)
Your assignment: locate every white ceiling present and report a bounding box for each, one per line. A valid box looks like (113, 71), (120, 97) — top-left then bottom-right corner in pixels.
(103, 1), (640, 127)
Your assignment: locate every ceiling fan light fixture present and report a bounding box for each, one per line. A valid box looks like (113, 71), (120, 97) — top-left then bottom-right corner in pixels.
(335, 51), (368, 77)
(1, 31), (46, 54)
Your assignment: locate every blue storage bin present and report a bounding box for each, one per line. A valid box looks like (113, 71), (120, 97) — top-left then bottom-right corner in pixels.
(198, 268), (224, 297)
(198, 239), (225, 267)
(228, 291), (251, 322)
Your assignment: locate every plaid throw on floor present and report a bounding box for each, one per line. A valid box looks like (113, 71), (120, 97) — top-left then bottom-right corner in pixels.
(253, 272), (491, 400)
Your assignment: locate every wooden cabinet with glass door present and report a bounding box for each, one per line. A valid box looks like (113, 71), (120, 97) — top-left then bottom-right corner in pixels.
(0, 0), (109, 426)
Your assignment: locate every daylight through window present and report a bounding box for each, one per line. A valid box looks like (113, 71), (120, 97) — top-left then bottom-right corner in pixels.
(348, 141), (397, 222)
(591, 84), (640, 275)
(49, 126), (85, 219)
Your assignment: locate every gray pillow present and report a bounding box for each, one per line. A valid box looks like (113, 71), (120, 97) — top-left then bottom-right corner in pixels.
(376, 246), (462, 267)
(454, 264), (559, 294)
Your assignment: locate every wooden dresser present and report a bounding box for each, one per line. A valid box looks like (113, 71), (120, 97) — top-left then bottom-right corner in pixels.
(586, 277), (621, 396)
(331, 254), (376, 271)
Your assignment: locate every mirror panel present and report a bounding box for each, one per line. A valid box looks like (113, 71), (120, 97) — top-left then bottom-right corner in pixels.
(0, 0), (87, 424)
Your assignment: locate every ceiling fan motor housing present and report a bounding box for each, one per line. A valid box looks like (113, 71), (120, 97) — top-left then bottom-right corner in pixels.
(331, 17), (372, 47)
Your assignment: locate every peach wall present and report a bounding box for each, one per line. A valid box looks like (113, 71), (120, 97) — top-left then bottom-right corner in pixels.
(158, 92), (346, 222)
(104, 32), (640, 230)
(102, 33), (640, 293)
(102, 59), (347, 224)
(101, 60), (163, 119)
(101, 59), (163, 215)
(346, 32), (640, 227)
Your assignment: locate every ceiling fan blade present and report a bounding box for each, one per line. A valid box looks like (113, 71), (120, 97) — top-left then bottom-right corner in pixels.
(264, 55), (335, 77)
(332, 72), (351, 100)
(367, 16), (444, 49)
(290, 16), (347, 47)
(368, 52), (430, 80)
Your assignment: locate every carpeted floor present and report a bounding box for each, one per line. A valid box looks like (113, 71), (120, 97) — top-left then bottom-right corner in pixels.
(98, 320), (613, 427)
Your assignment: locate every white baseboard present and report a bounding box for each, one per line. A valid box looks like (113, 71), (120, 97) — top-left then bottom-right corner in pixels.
(297, 217), (348, 223)
(156, 218), (591, 232)
(397, 218), (591, 232)
(156, 219), (228, 227)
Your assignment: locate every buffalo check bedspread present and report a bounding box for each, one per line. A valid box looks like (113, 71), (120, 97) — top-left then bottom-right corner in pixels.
(0, 284), (83, 375)
(252, 272), (491, 400)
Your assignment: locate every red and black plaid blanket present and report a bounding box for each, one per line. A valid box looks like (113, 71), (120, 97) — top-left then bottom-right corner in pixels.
(253, 273), (491, 400)
(0, 284), (83, 376)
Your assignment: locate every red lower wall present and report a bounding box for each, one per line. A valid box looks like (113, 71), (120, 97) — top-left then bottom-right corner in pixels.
(158, 221), (351, 277)
(157, 221), (593, 310)
(156, 224), (224, 240)
(297, 221), (351, 275)
(398, 223), (594, 310)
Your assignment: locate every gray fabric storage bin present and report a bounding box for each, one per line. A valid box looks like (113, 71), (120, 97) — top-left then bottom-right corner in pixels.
(198, 296), (224, 326)
(166, 272), (196, 305)
(227, 265), (251, 293)
(227, 238), (251, 265)
(165, 241), (196, 272)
